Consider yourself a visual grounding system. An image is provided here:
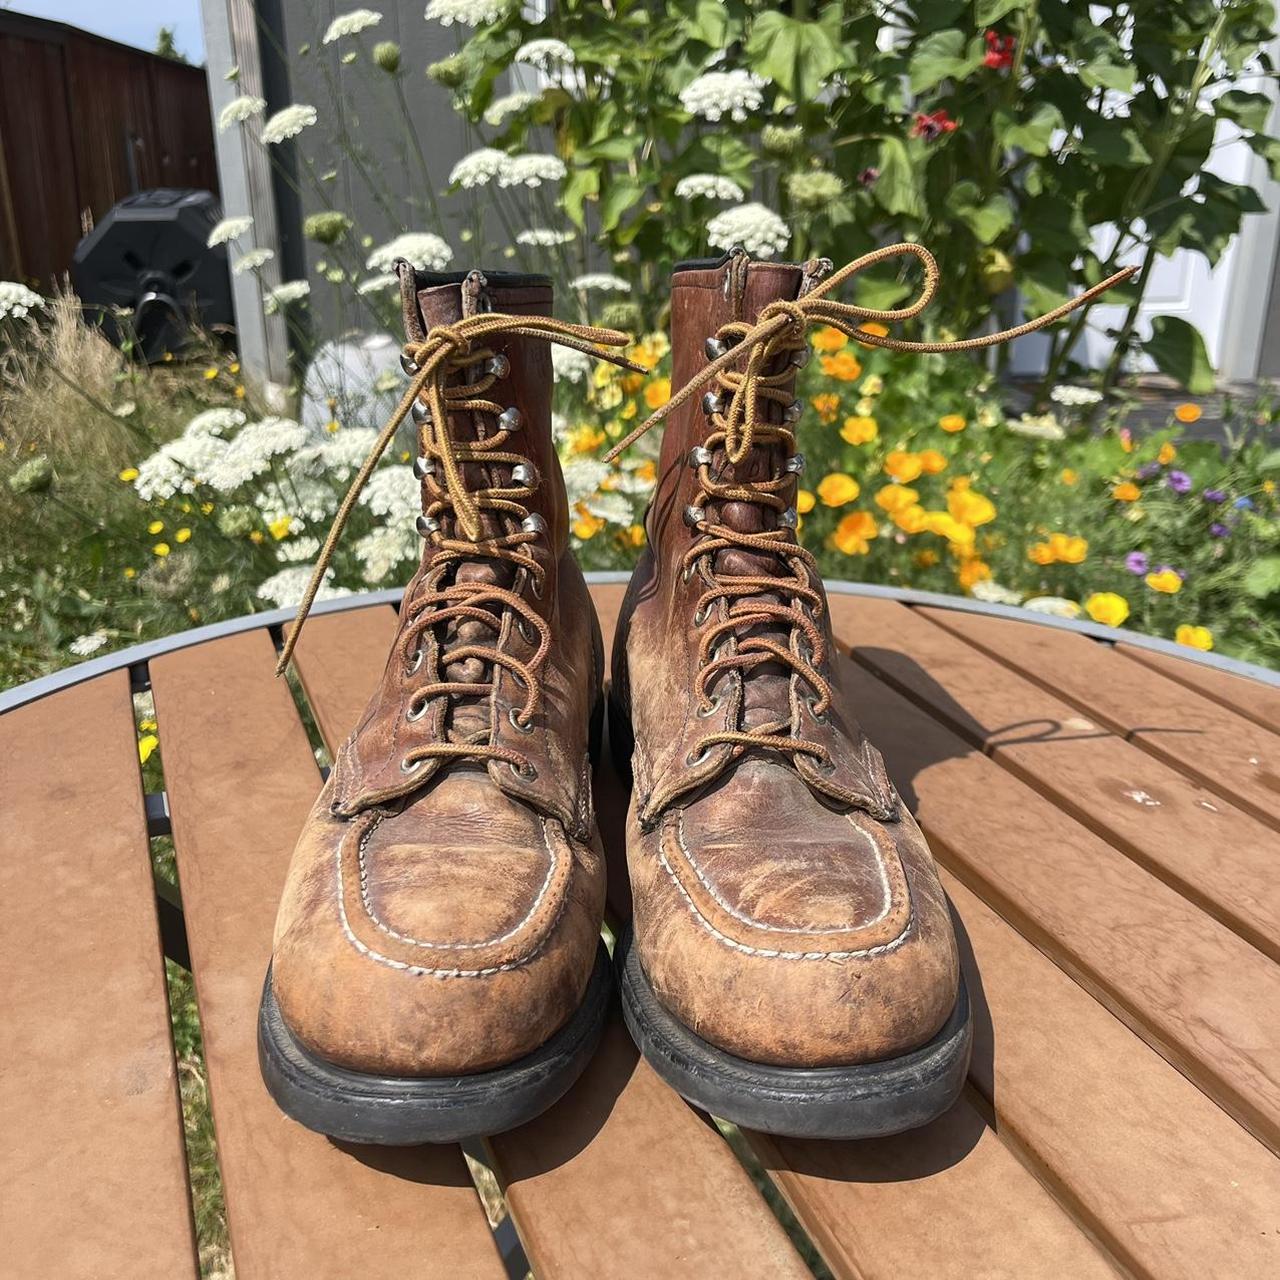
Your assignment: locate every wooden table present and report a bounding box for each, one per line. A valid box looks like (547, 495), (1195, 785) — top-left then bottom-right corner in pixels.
(4, 576), (1279, 1279)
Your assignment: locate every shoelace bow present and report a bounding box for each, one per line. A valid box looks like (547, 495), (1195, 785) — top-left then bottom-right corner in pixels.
(604, 241), (1135, 773)
(276, 311), (642, 776)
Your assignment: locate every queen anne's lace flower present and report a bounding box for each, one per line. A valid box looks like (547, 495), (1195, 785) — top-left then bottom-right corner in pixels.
(0, 281), (42, 320)
(1050, 384), (1103, 408)
(274, 536), (322, 563)
(205, 418), (309, 492)
(357, 274), (397, 295)
(569, 273), (630, 293)
(497, 154), (566, 188)
(293, 428), (379, 480)
(706, 203), (789, 258)
(1023, 596), (1082, 619)
(217, 95), (266, 132)
(785, 169), (844, 209)
(674, 173), (744, 202)
(207, 216), (253, 248)
(484, 91), (540, 126)
(449, 148), (506, 189)
(261, 104), (317, 144)
(264, 280), (311, 313)
(257, 565), (346, 608)
(69, 632), (109, 657)
(514, 37), (575, 68)
(970, 580), (1023, 606)
(365, 233), (453, 273)
(233, 248), (274, 275)
(517, 227), (574, 247)
(323, 8), (382, 41)
(424, 0), (509, 26)
(679, 70), (766, 123)
(581, 490), (634, 525)
(353, 524), (418, 583)
(359, 466), (420, 520)
(551, 345), (592, 383)
(1007, 412), (1065, 440)
(185, 408), (246, 438)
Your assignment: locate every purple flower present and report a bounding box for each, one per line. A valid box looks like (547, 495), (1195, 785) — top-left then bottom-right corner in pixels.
(1234, 496), (1256, 511)
(1166, 470), (1193, 494)
(1202, 488), (1227, 503)
(1136, 462), (1162, 480)
(1125, 551), (1149, 575)
(1210, 522), (1231, 538)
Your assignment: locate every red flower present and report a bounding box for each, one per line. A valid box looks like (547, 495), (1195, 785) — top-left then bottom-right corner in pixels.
(984, 31), (1015, 70)
(911, 110), (958, 141)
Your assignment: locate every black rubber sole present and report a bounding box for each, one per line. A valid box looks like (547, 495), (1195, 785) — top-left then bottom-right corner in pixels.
(258, 942), (612, 1145)
(617, 926), (973, 1140)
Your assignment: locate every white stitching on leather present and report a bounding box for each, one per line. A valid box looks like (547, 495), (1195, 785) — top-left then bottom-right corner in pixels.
(674, 810), (894, 934)
(356, 813), (558, 949)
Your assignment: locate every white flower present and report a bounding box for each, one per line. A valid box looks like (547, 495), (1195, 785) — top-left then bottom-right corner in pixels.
(357, 274), (397, 295)
(1049, 384), (1103, 408)
(359, 466), (420, 520)
(274, 535), (322, 563)
(513, 37), (575, 69)
(679, 70), (767, 123)
(581, 490), (634, 525)
(353, 524), (418, 583)
(293, 427), (379, 480)
(706, 203), (789, 258)
(970, 580), (1023, 606)
(258, 474), (336, 525)
(1022, 596), (1082, 619)
(552, 345), (592, 383)
(497, 153), (566, 188)
(69, 632), (109, 657)
(449, 148), (506, 189)
(264, 280), (311, 314)
(569, 273), (630, 293)
(365, 232), (453, 274)
(217, 94), (266, 132)
(0, 281), (42, 321)
(185, 408), (246, 438)
(424, 0), (509, 26)
(256, 565), (346, 608)
(207, 216), (253, 248)
(261, 104), (317, 144)
(322, 9), (382, 42)
(233, 248), (274, 276)
(561, 457), (610, 507)
(198, 417), (309, 494)
(517, 227), (574, 247)
(1007, 412), (1065, 441)
(484, 91), (540, 126)
(674, 173), (744, 202)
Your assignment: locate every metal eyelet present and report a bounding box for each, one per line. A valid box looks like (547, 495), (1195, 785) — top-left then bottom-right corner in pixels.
(693, 602), (711, 625)
(508, 706), (535, 734)
(688, 445), (713, 469)
(400, 756), (424, 774)
(784, 453), (806, 475)
(406, 699), (428, 722)
(790, 346), (811, 368)
(701, 391), (724, 416)
(685, 745), (713, 767)
(486, 353), (510, 378)
(498, 406), (522, 432)
(516, 615), (537, 644)
(411, 399), (431, 425)
(778, 508), (799, 529)
(510, 462), (537, 487)
(696, 695), (721, 719)
(416, 515), (439, 537)
(683, 504), (706, 529)
(521, 512), (547, 537)
(408, 647), (424, 674)
(400, 352), (419, 376)
(412, 455), (435, 480)
(681, 562), (695, 583)
(704, 336), (729, 360)
(782, 399), (803, 423)
(806, 696), (828, 725)
(510, 760), (538, 781)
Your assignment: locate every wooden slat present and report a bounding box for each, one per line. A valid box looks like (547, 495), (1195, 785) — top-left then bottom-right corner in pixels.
(149, 630), (504, 1280)
(0, 672), (198, 1279)
(923, 608), (1280, 831)
(832, 597), (1280, 962)
(1118, 642), (1280, 733)
(292, 600), (809, 1278)
(830, 652), (1280, 1156)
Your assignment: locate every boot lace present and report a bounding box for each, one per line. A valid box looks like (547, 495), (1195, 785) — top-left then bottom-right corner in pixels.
(605, 242), (1134, 772)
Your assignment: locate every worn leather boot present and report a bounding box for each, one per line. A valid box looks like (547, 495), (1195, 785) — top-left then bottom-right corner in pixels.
(258, 268), (632, 1144)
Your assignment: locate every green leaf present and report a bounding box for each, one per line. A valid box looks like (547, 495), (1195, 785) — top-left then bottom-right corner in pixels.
(907, 30), (982, 95)
(1019, 254), (1072, 315)
(951, 181), (1015, 243)
(873, 136), (921, 218)
(598, 177), (644, 233)
(1246, 131), (1280, 182)
(1258, 447), (1280, 472)
(681, 0), (735, 48)
(1077, 123), (1151, 168)
(976, 0), (1026, 22)
(1144, 315), (1215, 394)
(560, 167), (599, 229)
(995, 103), (1063, 156)
(1243, 555), (1280, 599)
(745, 12), (843, 100)
(854, 274), (912, 310)
(1217, 89), (1274, 133)
(1079, 59), (1136, 93)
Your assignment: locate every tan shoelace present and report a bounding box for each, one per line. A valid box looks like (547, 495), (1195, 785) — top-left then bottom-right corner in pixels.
(605, 242), (1135, 773)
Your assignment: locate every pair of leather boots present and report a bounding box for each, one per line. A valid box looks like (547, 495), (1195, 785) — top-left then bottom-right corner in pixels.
(259, 246), (1120, 1144)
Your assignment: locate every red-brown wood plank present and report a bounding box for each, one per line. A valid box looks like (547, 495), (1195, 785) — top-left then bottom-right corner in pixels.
(149, 630), (503, 1280)
(0, 673), (198, 1279)
(1118, 642), (1280, 734)
(829, 650), (1280, 1156)
(832, 597), (1280, 962)
(923, 608), (1280, 830)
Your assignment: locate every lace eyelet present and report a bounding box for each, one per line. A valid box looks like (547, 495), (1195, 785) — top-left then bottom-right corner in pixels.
(400, 756), (424, 775)
(806, 697), (829, 725)
(693, 602), (711, 626)
(406, 699), (428, 723)
(695, 696), (721, 719)
(681, 563), (694, 584)
(510, 760), (538, 781)
(686, 744), (713, 767)
(508, 706), (535, 734)
(530, 574), (545, 600)
(407, 648), (424, 674)
(516, 616), (537, 644)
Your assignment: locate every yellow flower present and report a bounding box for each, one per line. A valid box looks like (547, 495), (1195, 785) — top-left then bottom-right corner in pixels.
(1146, 568), (1182, 594)
(634, 460), (657, 484)
(918, 449), (947, 474)
(118, 467), (139, 482)
(572, 503), (605, 540)
(831, 511), (878, 555)
(138, 733), (159, 764)
(855, 321), (889, 347)
(812, 325), (847, 353)
(566, 425), (606, 454)
(884, 450), (923, 483)
(1048, 533), (1088, 563)
(840, 415), (878, 445)
(175, 527), (192, 544)
(875, 483), (919, 513)
(123, 566), (137, 579)
(796, 489), (816, 514)
(620, 372), (645, 396)
(229, 362), (241, 375)
(811, 393), (840, 424)
(644, 377), (671, 409)
(1028, 541), (1056, 565)
(1157, 442), (1177, 465)
(249, 530), (264, 544)
(203, 367), (218, 381)
(914, 548), (939, 568)
(922, 511), (975, 548)
(400, 451), (411, 463)
(152, 542), (170, 557)
(147, 519), (164, 535)
(1174, 403), (1201, 424)
(861, 374), (884, 396)
(1175, 623), (1213, 651)
(947, 488), (996, 527)
(139, 718), (157, 732)
(1085, 592), (1130, 626)
(619, 400), (638, 420)
(1112, 481), (1141, 502)
(326, 419), (340, 434)
(1264, 479), (1276, 495)
(893, 504), (928, 534)
(817, 473), (860, 507)
(820, 351), (863, 382)
(268, 515), (292, 540)
(629, 333), (668, 371)
(621, 524), (646, 549)
(938, 414), (966, 434)
(200, 502), (215, 515)
(234, 385), (246, 400)
(957, 558), (991, 591)
(1060, 468), (1078, 486)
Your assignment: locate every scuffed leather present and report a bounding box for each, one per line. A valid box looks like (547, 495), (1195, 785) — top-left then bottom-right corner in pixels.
(615, 256), (960, 1067)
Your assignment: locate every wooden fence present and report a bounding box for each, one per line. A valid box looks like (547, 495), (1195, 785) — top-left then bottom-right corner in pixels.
(0, 12), (219, 288)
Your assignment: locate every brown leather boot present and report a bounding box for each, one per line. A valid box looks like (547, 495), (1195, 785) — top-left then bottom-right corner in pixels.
(258, 268), (630, 1144)
(610, 248), (971, 1139)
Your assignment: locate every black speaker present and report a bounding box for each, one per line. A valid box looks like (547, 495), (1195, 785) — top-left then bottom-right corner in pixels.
(72, 189), (234, 363)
